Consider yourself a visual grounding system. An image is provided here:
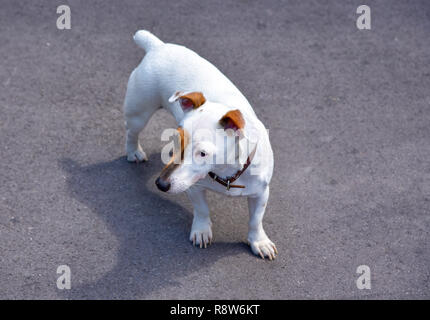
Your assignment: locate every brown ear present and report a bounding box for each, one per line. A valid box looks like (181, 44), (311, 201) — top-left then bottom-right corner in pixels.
(169, 91), (206, 111)
(219, 109), (245, 131)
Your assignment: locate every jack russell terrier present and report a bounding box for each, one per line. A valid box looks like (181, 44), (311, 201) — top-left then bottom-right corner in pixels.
(123, 30), (276, 260)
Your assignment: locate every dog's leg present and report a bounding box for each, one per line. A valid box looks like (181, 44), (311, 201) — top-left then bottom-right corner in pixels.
(187, 187), (212, 248)
(247, 186), (277, 260)
(124, 112), (155, 162)
(124, 72), (160, 163)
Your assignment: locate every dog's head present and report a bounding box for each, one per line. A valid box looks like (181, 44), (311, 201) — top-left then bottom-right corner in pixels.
(155, 91), (250, 193)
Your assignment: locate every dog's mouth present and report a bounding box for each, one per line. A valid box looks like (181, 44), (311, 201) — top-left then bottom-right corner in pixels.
(156, 172), (207, 193)
(155, 176), (189, 194)
(155, 127), (190, 193)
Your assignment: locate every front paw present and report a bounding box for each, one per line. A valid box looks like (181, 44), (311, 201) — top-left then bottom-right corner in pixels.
(190, 219), (213, 248)
(248, 236), (278, 260)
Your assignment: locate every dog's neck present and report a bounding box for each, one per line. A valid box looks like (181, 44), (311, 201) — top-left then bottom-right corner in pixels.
(210, 143), (258, 180)
(212, 162), (244, 178)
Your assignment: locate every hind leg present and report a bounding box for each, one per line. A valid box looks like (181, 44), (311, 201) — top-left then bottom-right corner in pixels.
(124, 71), (160, 162)
(125, 115), (151, 162)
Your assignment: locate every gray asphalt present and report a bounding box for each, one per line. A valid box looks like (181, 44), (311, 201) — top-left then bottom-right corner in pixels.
(0, 0), (429, 299)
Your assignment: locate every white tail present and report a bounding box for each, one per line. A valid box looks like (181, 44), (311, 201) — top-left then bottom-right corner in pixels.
(133, 30), (164, 52)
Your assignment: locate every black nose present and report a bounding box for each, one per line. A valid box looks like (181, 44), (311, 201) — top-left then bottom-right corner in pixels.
(155, 177), (171, 192)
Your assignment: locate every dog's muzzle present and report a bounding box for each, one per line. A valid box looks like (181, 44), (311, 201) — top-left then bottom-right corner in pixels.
(155, 177), (171, 192)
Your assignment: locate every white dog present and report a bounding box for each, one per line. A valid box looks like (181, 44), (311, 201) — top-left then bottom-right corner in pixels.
(124, 30), (276, 259)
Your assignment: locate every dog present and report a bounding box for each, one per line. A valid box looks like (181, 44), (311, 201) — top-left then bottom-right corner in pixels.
(123, 30), (276, 259)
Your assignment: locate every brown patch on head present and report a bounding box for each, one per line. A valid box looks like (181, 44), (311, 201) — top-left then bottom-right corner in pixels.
(176, 127), (189, 160)
(159, 127), (189, 180)
(219, 109), (245, 131)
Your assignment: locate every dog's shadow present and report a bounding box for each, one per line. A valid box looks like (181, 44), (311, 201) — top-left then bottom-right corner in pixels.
(59, 154), (244, 299)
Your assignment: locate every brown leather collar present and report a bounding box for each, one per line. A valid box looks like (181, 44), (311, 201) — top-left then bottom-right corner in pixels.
(208, 145), (257, 190)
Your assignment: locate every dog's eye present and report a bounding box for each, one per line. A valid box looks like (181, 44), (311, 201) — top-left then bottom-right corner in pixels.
(169, 150), (173, 157)
(200, 151), (207, 157)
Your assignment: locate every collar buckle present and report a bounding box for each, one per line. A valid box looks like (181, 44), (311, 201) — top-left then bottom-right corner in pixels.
(208, 144), (257, 191)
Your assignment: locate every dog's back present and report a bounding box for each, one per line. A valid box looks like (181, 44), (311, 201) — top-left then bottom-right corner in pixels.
(131, 30), (256, 119)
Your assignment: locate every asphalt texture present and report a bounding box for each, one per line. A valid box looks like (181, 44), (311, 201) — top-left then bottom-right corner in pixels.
(0, 0), (429, 299)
